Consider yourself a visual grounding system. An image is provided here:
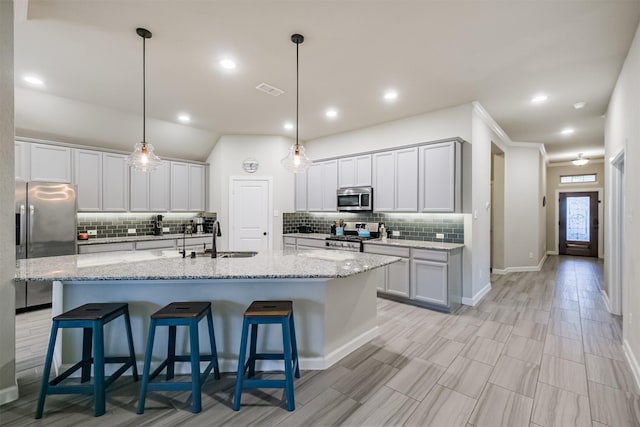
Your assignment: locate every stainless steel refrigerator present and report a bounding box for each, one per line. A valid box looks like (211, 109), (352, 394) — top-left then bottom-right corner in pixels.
(15, 181), (77, 311)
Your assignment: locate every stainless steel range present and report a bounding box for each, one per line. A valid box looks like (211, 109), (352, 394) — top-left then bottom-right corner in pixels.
(325, 235), (370, 252)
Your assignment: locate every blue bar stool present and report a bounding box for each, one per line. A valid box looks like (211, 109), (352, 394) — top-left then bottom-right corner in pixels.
(233, 300), (300, 411)
(137, 301), (220, 414)
(36, 303), (138, 418)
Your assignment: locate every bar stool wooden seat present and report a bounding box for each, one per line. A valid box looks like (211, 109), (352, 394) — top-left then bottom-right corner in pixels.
(137, 301), (220, 414)
(233, 300), (300, 411)
(36, 303), (138, 418)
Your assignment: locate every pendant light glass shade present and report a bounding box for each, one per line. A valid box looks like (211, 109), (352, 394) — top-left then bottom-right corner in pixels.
(571, 153), (589, 166)
(127, 27), (162, 172)
(281, 143), (312, 173)
(281, 33), (311, 174)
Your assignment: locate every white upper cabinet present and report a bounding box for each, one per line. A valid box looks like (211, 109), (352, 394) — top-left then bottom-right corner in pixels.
(170, 162), (189, 211)
(338, 154), (371, 188)
(294, 171), (307, 211)
(15, 141), (29, 181)
(74, 150), (103, 211)
(373, 148), (417, 212)
(307, 160), (337, 212)
(129, 168), (150, 212)
(149, 162), (169, 211)
(29, 143), (72, 183)
(188, 164), (205, 211)
(102, 153), (129, 211)
(395, 147), (418, 211)
(419, 141), (461, 212)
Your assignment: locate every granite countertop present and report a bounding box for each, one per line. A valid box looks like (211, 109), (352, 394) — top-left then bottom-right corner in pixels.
(15, 249), (399, 281)
(283, 233), (464, 251)
(77, 233), (214, 245)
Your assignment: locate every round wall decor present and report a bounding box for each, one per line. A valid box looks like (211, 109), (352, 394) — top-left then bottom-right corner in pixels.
(242, 158), (259, 173)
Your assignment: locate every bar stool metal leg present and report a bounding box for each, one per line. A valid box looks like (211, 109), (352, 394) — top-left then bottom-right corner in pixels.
(93, 320), (106, 417)
(282, 317), (295, 411)
(289, 313), (300, 378)
(166, 325), (177, 380)
(189, 318), (202, 413)
(137, 319), (157, 415)
(205, 308), (221, 380)
(81, 328), (93, 383)
(233, 317), (250, 411)
(36, 321), (59, 419)
(248, 323), (258, 378)
(123, 309), (139, 381)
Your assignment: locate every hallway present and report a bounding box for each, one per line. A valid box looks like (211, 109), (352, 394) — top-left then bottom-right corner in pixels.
(3, 255), (638, 426)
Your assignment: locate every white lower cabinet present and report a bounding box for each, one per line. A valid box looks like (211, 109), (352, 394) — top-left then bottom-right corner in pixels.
(412, 256), (448, 306)
(295, 237), (327, 250)
(283, 236), (297, 249)
(363, 245), (410, 297)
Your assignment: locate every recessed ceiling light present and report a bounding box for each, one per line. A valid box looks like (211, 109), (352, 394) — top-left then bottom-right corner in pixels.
(219, 59), (236, 70)
(531, 94), (548, 104)
(177, 114), (191, 123)
(23, 75), (44, 86)
(325, 108), (338, 118)
(561, 128), (575, 135)
(384, 90), (398, 101)
(283, 122), (294, 130)
(573, 102), (587, 109)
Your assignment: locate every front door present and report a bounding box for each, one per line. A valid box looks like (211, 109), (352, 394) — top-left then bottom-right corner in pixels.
(230, 178), (271, 252)
(559, 191), (598, 257)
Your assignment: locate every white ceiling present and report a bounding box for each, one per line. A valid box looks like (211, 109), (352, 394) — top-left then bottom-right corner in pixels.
(14, 0), (640, 162)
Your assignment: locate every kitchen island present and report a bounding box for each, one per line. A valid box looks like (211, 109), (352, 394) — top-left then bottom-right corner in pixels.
(15, 248), (399, 373)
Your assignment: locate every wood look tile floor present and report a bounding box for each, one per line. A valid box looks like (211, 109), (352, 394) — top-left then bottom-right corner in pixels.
(4, 255), (639, 426)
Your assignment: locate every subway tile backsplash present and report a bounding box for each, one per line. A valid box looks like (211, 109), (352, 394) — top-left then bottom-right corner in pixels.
(283, 211), (464, 243)
(77, 212), (217, 239)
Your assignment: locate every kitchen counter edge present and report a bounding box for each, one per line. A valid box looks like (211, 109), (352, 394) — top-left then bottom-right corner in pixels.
(284, 233), (464, 251)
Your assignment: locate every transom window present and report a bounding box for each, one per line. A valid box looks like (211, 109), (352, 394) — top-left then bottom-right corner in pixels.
(560, 174), (596, 184)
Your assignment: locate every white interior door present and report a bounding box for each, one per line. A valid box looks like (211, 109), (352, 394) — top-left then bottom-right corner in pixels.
(230, 177), (272, 252)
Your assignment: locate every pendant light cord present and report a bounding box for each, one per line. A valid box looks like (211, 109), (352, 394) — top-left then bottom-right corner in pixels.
(295, 39), (299, 149)
(142, 34), (146, 145)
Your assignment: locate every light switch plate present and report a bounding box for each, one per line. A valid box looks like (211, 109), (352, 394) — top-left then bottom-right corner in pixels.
(87, 229), (97, 236)
(436, 233), (445, 239)
(163, 227), (170, 232)
(128, 228), (136, 234)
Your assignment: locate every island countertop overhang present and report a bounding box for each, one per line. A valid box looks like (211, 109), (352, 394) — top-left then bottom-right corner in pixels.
(15, 249), (400, 282)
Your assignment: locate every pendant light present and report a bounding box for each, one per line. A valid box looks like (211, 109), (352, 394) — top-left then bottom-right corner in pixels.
(572, 153), (589, 166)
(281, 33), (312, 173)
(127, 27), (162, 172)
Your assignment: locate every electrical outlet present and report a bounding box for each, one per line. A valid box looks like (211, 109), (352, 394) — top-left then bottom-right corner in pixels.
(128, 228), (136, 234)
(163, 227), (170, 232)
(87, 229), (97, 236)
(392, 230), (400, 237)
(436, 233), (445, 239)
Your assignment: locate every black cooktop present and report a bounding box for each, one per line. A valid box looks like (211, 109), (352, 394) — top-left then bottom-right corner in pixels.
(326, 235), (373, 242)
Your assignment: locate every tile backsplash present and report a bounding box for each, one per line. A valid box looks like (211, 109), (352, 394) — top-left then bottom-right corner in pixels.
(77, 212), (217, 239)
(283, 212), (464, 243)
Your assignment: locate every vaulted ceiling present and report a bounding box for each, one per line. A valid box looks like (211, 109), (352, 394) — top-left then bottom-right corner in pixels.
(14, 0), (640, 162)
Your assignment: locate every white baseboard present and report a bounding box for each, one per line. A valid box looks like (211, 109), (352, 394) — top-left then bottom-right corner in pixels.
(498, 254), (548, 274)
(547, 250), (559, 255)
(462, 282), (491, 306)
(0, 385), (19, 406)
(623, 339), (640, 393)
(59, 327), (380, 377)
(492, 269), (508, 275)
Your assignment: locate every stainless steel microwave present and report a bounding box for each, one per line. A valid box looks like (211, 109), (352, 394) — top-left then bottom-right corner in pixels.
(337, 187), (373, 211)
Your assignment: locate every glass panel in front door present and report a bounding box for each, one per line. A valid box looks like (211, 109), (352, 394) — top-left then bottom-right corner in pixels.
(566, 196), (590, 242)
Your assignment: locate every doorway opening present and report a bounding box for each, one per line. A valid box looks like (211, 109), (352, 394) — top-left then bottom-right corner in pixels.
(490, 144), (505, 273)
(609, 150), (625, 315)
(559, 191), (599, 257)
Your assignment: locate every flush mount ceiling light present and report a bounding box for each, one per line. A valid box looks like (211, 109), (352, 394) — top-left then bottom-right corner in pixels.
(281, 33), (312, 174)
(561, 128), (575, 135)
(325, 108), (338, 118)
(126, 28), (162, 172)
(177, 114), (191, 123)
(283, 122), (294, 130)
(23, 75), (44, 86)
(531, 94), (548, 104)
(572, 153), (589, 166)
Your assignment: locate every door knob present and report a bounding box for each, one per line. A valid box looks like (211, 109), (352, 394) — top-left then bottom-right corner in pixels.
(263, 232), (267, 236)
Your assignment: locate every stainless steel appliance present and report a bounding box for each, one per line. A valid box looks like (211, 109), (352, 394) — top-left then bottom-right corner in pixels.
(337, 186), (373, 212)
(325, 235), (371, 252)
(153, 214), (164, 236)
(194, 217), (205, 234)
(15, 181), (77, 311)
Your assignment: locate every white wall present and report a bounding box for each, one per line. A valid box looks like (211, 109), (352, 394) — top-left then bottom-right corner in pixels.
(0, 0), (18, 405)
(604, 22), (640, 375)
(504, 145), (544, 268)
(15, 88), (218, 162)
(306, 103), (473, 159)
(207, 135), (295, 251)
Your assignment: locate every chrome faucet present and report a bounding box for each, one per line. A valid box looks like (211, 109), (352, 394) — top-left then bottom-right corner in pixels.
(211, 220), (221, 258)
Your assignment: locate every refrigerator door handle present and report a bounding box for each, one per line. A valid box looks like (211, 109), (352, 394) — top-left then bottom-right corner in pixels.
(17, 204), (25, 246)
(28, 204), (34, 252)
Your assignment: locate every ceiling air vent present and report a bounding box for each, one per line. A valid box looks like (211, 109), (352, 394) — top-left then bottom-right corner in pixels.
(256, 82), (285, 97)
